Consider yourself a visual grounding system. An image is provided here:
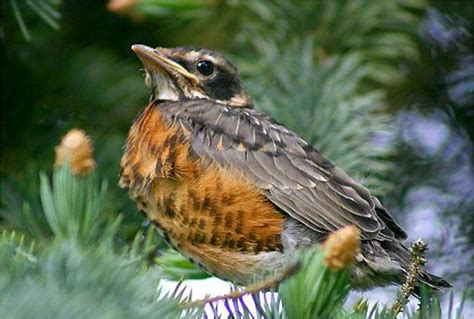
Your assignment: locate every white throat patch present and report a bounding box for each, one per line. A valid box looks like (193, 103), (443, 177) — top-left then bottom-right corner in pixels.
(146, 70), (208, 101)
(148, 71), (180, 101)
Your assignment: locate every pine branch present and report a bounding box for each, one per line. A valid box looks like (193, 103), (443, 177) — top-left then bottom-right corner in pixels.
(180, 259), (300, 309)
(36, 129), (120, 247)
(391, 239), (429, 316)
(0, 129), (196, 319)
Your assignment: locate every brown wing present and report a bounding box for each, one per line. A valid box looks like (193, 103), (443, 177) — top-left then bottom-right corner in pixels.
(159, 99), (407, 241)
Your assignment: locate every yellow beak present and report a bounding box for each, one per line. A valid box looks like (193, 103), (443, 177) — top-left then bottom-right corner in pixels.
(131, 44), (199, 85)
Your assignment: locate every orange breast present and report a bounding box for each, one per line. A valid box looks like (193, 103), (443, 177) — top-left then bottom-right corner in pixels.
(120, 102), (286, 282)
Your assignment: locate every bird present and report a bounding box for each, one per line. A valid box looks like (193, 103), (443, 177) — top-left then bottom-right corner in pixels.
(120, 44), (451, 291)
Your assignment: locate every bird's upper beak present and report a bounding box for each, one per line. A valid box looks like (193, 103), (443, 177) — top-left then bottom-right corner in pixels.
(131, 44), (199, 85)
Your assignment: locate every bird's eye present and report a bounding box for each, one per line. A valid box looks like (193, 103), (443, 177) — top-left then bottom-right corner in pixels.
(196, 60), (214, 76)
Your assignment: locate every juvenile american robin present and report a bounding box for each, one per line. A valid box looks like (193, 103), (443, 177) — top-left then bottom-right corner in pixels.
(120, 44), (451, 291)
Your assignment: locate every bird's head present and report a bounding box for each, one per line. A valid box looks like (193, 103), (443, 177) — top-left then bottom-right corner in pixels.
(131, 44), (252, 108)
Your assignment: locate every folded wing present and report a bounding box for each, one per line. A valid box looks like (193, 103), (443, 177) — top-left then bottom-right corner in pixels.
(159, 100), (407, 241)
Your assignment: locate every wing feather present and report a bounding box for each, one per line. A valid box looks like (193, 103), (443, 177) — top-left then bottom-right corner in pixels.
(159, 100), (406, 241)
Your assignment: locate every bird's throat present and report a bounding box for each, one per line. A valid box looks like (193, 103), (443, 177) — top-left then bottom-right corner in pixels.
(149, 71), (181, 101)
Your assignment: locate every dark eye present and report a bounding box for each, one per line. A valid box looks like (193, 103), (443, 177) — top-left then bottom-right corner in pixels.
(196, 60), (214, 76)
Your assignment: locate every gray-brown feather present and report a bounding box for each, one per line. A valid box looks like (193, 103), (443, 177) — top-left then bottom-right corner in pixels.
(155, 99), (450, 290)
(159, 99), (405, 241)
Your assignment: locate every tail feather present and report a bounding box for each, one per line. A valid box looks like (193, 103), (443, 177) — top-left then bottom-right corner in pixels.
(376, 240), (452, 295)
(418, 271), (452, 291)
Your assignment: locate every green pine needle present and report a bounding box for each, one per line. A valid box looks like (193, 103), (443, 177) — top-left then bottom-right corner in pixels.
(9, 0), (61, 41)
(39, 164), (109, 245)
(279, 249), (352, 319)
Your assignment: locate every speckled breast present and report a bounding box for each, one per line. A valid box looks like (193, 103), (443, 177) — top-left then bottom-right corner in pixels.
(120, 102), (287, 283)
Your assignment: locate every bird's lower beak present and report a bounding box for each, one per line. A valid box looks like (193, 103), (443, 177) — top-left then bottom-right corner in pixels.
(131, 44), (199, 85)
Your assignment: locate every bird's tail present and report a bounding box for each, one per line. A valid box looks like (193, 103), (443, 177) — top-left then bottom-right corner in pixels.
(417, 270), (452, 292)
